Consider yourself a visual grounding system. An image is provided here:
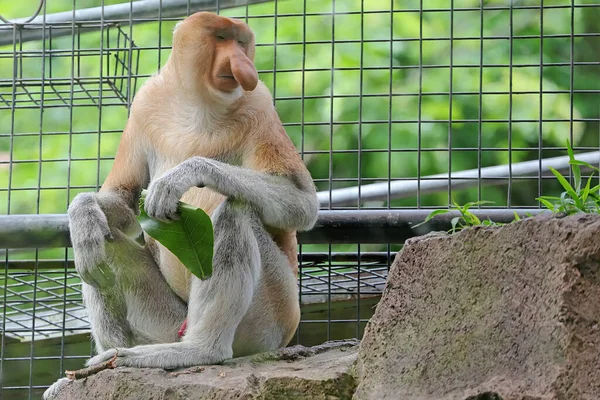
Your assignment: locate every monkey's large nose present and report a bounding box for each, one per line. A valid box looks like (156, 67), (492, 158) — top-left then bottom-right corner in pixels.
(230, 53), (258, 91)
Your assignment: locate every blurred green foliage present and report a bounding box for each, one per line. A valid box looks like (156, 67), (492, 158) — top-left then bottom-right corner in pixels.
(0, 0), (599, 215)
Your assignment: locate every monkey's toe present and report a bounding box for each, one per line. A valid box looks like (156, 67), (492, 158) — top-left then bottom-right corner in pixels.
(42, 378), (72, 400)
(87, 348), (120, 367)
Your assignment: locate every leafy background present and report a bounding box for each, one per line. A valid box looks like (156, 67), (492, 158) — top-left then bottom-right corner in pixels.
(2, 0), (599, 217)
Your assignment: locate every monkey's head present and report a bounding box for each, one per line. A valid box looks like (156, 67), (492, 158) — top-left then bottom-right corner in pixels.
(172, 12), (258, 95)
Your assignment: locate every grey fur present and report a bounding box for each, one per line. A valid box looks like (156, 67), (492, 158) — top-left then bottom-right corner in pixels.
(145, 157), (319, 231)
(43, 156), (315, 399)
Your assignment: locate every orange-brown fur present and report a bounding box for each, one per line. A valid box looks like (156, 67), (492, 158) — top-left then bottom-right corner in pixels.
(100, 12), (310, 330)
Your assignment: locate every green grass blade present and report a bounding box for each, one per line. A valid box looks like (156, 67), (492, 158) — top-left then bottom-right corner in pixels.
(425, 209), (450, 221)
(565, 139), (575, 161)
(413, 209), (450, 228)
(462, 211), (481, 226)
(547, 166), (580, 205)
(581, 174), (594, 203)
(450, 216), (461, 233)
(570, 159), (600, 172)
(536, 197), (557, 211)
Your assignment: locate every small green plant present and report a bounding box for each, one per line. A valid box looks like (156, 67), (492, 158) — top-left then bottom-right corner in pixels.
(137, 190), (214, 280)
(416, 200), (501, 233)
(536, 140), (600, 215)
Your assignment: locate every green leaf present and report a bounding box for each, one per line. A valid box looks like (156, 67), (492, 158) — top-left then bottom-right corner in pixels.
(137, 191), (214, 280)
(536, 197), (558, 211)
(581, 174), (594, 203)
(481, 219), (498, 227)
(565, 139), (582, 191)
(450, 216), (461, 233)
(548, 166), (580, 206)
(537, 195), (561, 201)
(566, 139), (575, 161)
(570, 159), (600, 172)
(462, 211), (481, 226)
(413, 209), (450, 228)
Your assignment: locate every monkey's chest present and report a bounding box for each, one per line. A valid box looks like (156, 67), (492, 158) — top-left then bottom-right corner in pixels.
(149, 145), (242, 180)
(149, 124), (245, 176)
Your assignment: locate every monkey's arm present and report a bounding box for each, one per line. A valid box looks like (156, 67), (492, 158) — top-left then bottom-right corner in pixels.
(145, 156), (318, 231)
(99, 121), (150, 207)
(144, 157), (318, 231)
(69, 122), (149, 287)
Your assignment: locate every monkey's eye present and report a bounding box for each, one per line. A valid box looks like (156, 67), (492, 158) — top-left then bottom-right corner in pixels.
(238, 40), (245, 46)
(216, 34), (226, 41)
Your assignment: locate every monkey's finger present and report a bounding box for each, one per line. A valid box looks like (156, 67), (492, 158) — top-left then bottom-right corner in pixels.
(144, 192), (180, 221)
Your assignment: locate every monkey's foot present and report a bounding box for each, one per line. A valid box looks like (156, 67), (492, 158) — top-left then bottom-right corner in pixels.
(42, 378), (72, 400)
(87, 342), (227, 370)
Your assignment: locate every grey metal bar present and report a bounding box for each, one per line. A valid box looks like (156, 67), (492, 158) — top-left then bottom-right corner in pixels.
(318, 151), (600, 207)
(0, 252), (392, 271)
(0, 214), (69, 249)
(299, 209), (544, 244)
(0, 209), (545, 248)
(0, 0), (270, 47)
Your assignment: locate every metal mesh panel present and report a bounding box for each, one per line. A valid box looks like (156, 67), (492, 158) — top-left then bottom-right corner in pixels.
(1, 1), (600, 398)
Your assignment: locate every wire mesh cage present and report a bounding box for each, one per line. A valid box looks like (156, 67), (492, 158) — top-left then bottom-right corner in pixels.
(1, 0), (600, 399)
(0, 24), (139, 111)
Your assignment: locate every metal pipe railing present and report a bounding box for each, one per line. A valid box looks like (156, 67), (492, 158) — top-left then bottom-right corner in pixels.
(318, 151), (600, 207)
(0, 208), (544, 249)
(0, 0), (270, 47)
(1, 150), (596, 247)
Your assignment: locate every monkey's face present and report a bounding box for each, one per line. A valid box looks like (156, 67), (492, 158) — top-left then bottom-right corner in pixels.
(173, 12), (258, 94)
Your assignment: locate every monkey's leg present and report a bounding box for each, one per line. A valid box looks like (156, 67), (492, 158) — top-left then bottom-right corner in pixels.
(69, 192), (187, 352)
(86, 199), (261, 369)
(84, 234), (187, 352)
(232, 221), (300, 356)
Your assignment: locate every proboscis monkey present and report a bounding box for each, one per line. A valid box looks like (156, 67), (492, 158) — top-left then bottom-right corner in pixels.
(43, 11), (318, 398)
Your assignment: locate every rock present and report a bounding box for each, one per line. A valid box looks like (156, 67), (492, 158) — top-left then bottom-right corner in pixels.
(355, 213), (600, 400)
(50, 340), (359, 400)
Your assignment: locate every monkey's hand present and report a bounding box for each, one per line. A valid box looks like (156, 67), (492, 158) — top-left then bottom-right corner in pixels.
(68, 193), (115, 288)
(144, 164), (201, 222)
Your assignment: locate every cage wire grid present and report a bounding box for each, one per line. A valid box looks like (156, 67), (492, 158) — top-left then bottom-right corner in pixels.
(1, 0), (600, 398)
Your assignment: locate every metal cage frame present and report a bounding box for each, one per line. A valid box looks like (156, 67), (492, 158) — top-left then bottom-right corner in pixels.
(1, 1), (600, 398)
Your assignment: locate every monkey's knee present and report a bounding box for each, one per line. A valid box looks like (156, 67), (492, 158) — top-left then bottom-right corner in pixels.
(95, 191), (142, 237)
(212, 199), (260, 232)
(207, 200), (262, 292)
(68, 193), (117, 287)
